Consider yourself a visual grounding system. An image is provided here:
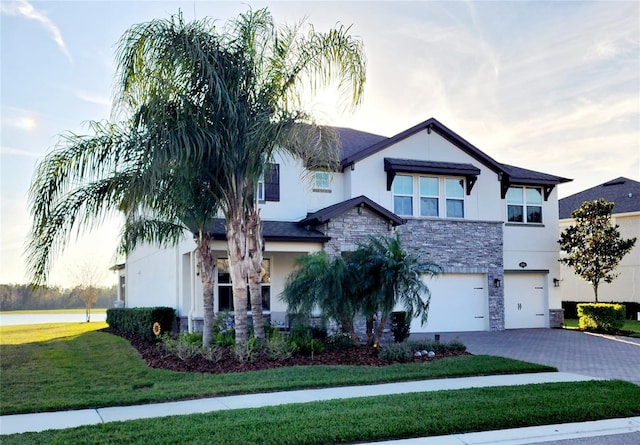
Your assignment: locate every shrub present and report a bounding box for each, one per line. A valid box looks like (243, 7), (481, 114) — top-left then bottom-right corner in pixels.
(266, 331), (295, 361)
(162, 333), (202, 361)
(106, 307), (175, 341)
(325, 333), (354, 350)
(378, 342), (413, 362)
(212, 310), (235, 346)
(202, 345), (224, 363)
(233, 338), (263, 363)
(578, 303), (625, 332)
(390, 311), (411, 343)
(288, 324), (325, 356)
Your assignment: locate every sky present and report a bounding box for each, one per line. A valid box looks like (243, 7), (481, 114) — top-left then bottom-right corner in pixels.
(1, 0), (639, 288)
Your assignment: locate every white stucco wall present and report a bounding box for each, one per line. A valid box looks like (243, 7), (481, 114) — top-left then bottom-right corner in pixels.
(559, 212), (639, 303)
(344, 129), (504, 221)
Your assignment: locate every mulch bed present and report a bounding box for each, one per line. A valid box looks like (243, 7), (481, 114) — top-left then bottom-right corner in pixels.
(105, 328), (468, 374)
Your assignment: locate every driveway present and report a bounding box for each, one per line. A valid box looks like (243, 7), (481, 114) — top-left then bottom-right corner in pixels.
(413, 329), (640, 386)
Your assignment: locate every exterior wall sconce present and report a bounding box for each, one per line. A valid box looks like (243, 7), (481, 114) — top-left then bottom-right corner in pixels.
(553, 278), (561, 287)
(494, 278), (501, 288)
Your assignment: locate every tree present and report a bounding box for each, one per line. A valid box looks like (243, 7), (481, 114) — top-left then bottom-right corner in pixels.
(281, 251), (361, 344)
(352, 234), (441, 346)
(67, 262), (107, 322)
(559, 199), (636, 302)
(27, 9), (366, 346)
(282, 234), (441, 346)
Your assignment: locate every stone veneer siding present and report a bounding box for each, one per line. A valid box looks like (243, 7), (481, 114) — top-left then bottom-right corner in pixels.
(318, 208), (505, 332)
(397, 218), (504, 331)
(319, 207), (395, 256)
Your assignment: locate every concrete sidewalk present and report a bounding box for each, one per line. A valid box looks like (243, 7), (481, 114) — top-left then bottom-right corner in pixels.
(4, 371), (638, 445)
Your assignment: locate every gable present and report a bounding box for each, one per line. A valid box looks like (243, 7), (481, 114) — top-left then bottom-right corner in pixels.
(339, 118), (571, 198)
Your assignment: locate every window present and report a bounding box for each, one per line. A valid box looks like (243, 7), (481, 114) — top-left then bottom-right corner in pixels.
(507, 186), (542, 223)
(217, 258), (271, 311)
(394, 175), (465, 218)
(264, 163), (280, 202)
(419, 177), (439, 217)
(257, 174), (265, 201)
(393, 174), (413, 215)
(313, 171), (331, 191)
(445, 178), (465, 218)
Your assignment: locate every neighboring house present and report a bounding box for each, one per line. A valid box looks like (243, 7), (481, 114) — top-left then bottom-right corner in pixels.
(559, 177), (640, 304)
(123, 117), (571, 333)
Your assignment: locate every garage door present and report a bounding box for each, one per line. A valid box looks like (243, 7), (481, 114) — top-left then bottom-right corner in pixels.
(504, 273), (547, 329)
(409, 274), (489, 333)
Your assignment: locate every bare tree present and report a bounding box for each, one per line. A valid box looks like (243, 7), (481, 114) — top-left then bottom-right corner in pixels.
(68, 262), (107, 322)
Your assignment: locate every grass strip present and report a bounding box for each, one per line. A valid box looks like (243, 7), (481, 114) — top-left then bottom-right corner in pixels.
(0, 322), (108, 345)
(0, 328), (554, 415)
(4, 380), (639, 445)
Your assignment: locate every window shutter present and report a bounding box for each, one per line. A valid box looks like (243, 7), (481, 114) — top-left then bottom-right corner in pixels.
(264, 163), (280, 202)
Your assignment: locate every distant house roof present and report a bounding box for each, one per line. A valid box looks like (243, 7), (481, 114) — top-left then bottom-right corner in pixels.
(299, 195), (405, 227)
(204, 219), (329, 243)
(559, 177), (640, 219)
(337, 117), (571, 193)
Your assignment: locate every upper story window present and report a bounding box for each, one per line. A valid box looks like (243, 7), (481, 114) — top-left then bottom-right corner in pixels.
(313, 171), (331, 191)
(257, 163), (279, 203)
(393, 174), (414, 215)
(507, 186), (542, 223)
(394, 175), (465, 218)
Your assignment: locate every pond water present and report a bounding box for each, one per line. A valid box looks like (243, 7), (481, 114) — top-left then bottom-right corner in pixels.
(0, 312), (107, 326)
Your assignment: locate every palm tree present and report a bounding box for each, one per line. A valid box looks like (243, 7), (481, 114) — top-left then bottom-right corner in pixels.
(281, 251), (361, 344)
(27, 9), (366, 345)
(353, 234), (442, 346)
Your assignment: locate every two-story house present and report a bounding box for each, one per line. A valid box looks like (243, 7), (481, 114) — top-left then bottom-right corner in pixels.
(121, 118), (571, 333)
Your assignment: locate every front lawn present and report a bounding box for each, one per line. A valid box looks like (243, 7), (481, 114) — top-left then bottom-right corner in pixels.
(564, 319), (640, 337)
(4, 380), (639, 445)
(0, 323), (554, 415)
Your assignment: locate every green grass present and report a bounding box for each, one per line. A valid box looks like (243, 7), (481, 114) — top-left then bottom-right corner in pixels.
(4, 380), (639, 445)
(0, 321), (108, 344)
(0, 323), (554, 415)
(564, 318), (640, 337)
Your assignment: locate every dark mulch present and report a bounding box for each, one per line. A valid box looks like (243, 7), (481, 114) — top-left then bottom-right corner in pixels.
(105, 328), (468, 375)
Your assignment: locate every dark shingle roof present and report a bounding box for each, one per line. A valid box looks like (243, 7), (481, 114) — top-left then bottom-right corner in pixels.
(204, 219), (329, 242)
(299, 195), (405, 227)
(336, 127), (387, 162)
(559, 177), (640, 219)
(500, 164), (572, 186)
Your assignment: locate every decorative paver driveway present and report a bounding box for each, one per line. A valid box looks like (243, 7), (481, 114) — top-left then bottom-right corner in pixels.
(415, 329), (640, 386)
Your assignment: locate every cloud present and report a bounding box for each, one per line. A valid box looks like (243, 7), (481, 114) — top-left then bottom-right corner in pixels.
(0, 146), (44, 158)
(1, 0), (72, 62)
(1, 106), (39, 131)
(76, 90), (111, 107)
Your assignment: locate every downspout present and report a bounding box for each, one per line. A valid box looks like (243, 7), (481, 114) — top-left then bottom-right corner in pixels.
(189, 250), (196, 332)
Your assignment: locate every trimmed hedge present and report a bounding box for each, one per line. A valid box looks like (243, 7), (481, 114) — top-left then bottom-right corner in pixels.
(577, 303), (625, 333)
(563, 301), (640, 320)
(106, 307), (175, 341)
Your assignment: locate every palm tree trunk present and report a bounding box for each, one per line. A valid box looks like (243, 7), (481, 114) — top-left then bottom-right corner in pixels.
(365, 315), (375, 347)
(247, 208), (265, 339)
(227, 214), (249, 343)
(196, 232), (216, 347)
(374, 312), (388, 347)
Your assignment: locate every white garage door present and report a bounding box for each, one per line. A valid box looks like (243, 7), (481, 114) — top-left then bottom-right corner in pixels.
(504, 273), (547, 329)
(409, 274), (489, 333)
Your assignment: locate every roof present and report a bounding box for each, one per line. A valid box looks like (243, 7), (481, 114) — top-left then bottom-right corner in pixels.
(338, 117), (571, 188)
(559, 177), (640, 219)
(204, 219), (329, 242)
(336, 127), (388, 162)
(299, 195), (405, 227)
